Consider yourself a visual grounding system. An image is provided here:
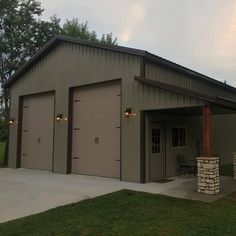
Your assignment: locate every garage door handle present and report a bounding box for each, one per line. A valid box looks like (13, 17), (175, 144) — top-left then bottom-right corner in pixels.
(116, 159), (121, 162)
(73, 156), (80, 159)
(21, 154), (27, 157)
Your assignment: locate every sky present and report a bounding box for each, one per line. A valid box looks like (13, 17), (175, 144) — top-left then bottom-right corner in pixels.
(40, 0), (236, 86)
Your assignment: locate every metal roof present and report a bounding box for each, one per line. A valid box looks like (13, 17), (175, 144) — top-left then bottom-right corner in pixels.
(3, 35), (236, 93)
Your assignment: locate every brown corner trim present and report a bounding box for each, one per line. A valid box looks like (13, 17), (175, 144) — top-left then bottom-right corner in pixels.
(66, 88), (73, 174)
(140, 111), (146, 183)
(16, 97), (23, 168)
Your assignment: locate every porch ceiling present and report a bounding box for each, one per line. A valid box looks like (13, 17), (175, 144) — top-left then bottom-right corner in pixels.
(147, 106), (236, 116)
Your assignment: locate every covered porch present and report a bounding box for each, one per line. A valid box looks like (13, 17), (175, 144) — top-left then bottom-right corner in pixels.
(142, 104), (236, 195)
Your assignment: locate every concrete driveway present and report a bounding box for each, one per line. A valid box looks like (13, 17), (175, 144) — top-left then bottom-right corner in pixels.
(1, 168), (236, 223)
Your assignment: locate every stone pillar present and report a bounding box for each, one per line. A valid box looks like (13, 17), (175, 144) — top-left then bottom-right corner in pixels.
(197, 157), (220, 195)
(233, 153), (236, 180)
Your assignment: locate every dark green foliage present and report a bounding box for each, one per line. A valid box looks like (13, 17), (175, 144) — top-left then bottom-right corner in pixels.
(62, 18), (118, 45)
(100, 33), (118, 45)
(62, 19), (98, 41)
(0, 1), (118, 118)
(0, 190), (236, 236)
(0, 142), (6, 162)
(0, 0), (118, 165)
(0, 119), (7, 142)
(0, 0), (61, 118)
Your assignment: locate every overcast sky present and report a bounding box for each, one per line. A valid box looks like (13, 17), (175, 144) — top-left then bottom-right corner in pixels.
(40, 0), (236, 86)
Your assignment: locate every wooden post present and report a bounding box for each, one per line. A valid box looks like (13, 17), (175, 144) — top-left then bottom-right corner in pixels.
(203, 105), (212, 157)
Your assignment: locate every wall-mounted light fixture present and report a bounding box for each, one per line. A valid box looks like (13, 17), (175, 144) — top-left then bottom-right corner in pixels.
(9, 118), (16, 125)
(124, 108), (136, 118)
(56, 114), (68, 122)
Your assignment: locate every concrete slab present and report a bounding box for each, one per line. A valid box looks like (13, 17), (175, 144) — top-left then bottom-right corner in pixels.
(0, 168), (236, 223)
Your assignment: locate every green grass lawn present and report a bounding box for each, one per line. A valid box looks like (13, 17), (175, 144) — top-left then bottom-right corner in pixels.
(0, 190), (236, 236)
(0, 142), (6, 164)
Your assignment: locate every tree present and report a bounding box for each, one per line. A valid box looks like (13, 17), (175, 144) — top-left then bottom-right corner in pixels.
(0, 0), (61, 118)
(0, 1), (118, 166)
(0, 0), (61, 165)
(100, 33), (118, 45)
(62, 18), (118, 45)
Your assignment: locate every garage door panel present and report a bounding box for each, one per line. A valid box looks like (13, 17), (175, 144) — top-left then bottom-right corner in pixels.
(74, 83), (120, 100)
(77, 97), (120, 112)
(21, 94), (54, 171)
(73, 101), (120, 128)
(73, 128), (119, 144)
(72, 159), (120, 178)
(74, 144), (120, 158)
(74, 117), (120, 130)
(72, 82), (121, 178)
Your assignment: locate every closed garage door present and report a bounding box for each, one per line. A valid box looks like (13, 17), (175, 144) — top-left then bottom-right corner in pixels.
(21, 93), (54, 171)
(72, 81), (121, 178)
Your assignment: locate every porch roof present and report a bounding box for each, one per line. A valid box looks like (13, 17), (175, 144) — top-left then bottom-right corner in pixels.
(135, 76), (236, 113)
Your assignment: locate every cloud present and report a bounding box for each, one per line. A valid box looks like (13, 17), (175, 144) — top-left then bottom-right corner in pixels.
(119, 1), (147, 42)
(216, 2), (236, 58)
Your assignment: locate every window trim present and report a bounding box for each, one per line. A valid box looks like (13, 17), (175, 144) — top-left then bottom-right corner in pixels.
(171, 126), (187, 149)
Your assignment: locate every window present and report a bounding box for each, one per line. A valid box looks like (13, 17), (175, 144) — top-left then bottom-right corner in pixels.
(172, 127), (186, 147)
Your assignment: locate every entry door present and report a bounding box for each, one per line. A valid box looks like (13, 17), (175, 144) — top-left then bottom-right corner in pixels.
(21, 93), (54, 171)
(72, 82), (121, 178)
(150, 123), (165, 181)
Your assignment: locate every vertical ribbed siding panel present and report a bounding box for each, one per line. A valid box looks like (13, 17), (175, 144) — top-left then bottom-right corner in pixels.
(146, 63), (192, 89)
(146, 62), (236, 100)
(136, 82), (204, 111)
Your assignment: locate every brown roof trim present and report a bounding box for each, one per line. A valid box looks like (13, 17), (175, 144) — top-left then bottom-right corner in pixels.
(135, 76), (236, 110)
(3, 35), (236, 93)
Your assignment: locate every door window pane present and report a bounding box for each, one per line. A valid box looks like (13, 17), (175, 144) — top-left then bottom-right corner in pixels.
(152, 128), (160, 153)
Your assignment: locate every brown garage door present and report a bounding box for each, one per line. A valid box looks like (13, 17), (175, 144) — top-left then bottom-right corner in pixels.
(72, 81), (121, 178)
(21, 93), (54, 171)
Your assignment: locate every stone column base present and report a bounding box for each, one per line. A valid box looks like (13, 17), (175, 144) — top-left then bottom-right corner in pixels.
(233, 153), (236, 180)
(197, 157), (220, 195)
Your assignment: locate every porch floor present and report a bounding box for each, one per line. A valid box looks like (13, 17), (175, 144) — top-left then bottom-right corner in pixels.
(145, 176), (236, 202)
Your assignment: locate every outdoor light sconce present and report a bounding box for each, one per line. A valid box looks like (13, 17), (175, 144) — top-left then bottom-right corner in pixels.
(124, 108), (136, 118)
(56, 114), (68, 122)
(9, 118), (16, 125)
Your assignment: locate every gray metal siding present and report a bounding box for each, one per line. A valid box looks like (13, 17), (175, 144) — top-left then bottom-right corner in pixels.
(146, 63), (236, 101)
(212, 114), (236, 164)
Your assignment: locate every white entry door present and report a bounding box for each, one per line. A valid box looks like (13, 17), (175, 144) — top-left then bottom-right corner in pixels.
(150, 123), (165, 181)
